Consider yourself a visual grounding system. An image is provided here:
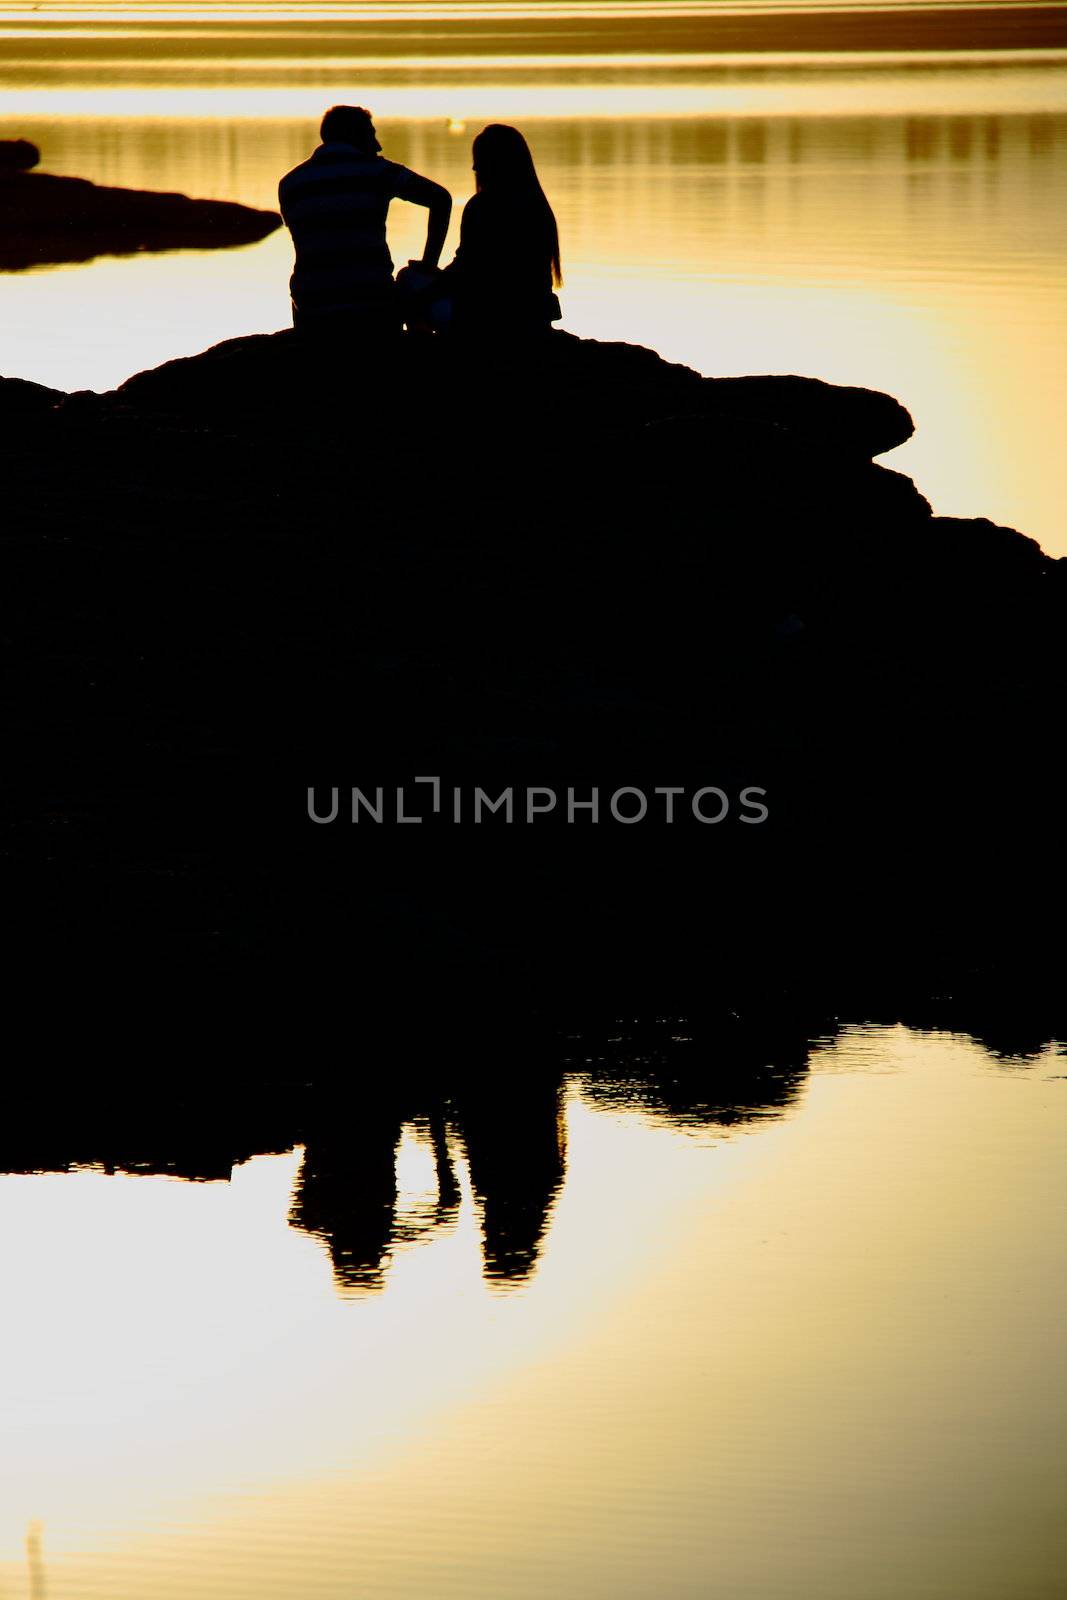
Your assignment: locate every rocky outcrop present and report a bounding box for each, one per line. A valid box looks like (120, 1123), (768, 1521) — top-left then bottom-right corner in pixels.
(0, 167), (280, 270)
(109, 327), (915, 458)
(0, 138), (38, 171)
(0, 373), (65, 414)
(2, 331), (1062, 1015)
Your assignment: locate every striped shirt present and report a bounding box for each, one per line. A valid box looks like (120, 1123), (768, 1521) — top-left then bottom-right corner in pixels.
(278, 143), (424, 318)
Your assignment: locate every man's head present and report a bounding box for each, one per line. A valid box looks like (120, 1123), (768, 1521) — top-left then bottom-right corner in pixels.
(320, 105), (380, 154)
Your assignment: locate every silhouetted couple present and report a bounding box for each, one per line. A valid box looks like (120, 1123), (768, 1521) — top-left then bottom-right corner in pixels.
(278, 105), (562, 341)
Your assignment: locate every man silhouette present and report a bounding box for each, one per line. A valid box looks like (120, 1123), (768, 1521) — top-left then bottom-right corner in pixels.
(279, 105), (451, 336)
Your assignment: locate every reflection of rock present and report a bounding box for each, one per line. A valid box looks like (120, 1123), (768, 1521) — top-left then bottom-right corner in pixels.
(0, 168), (280, 270)
(574, 1016), (811, 1132)
(0, 1046), (804, 1298)
(0, 1001), (1061, 1304)
(0, 1086), (299, 1182)
(0, 139), (38, 171)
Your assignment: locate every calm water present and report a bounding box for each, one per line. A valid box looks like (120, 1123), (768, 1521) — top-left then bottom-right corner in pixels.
(1, 1026), (1065, 1599)
(1, 6), (1066, 552)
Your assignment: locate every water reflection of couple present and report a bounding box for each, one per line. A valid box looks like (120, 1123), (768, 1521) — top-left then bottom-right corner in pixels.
(278, 105), (563, 339)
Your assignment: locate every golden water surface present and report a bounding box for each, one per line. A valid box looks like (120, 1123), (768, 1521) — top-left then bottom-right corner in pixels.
(0, 1027), (1065, 1599)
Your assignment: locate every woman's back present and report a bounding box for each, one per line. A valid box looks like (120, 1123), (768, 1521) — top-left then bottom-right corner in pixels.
(439, 125), (561, 335)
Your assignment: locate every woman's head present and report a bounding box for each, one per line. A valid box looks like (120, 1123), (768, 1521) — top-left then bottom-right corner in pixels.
(472, 124), (538, 190)
(471, 124), (562, 286)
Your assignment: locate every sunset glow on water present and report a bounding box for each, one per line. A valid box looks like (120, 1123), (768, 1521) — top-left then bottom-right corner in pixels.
(1, 1031), (1065, 1600)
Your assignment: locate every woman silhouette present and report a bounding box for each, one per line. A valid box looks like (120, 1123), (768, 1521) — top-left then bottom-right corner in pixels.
(432, 124), (562, 335)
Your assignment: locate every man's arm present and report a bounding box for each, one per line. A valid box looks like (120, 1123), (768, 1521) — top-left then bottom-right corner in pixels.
(393, 170), (452, 268)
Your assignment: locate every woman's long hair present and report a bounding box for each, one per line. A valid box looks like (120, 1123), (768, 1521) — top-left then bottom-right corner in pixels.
(471, 124), (562, 287)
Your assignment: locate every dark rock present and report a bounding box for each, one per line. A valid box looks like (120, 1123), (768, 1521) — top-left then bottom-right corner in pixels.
(0, 373), (65, 414)
(1, 330), (1062, 1009)
(0, 138), (39, 171)
(0, 170), (281, 270)
(700, 372), (914, 457)
(926, 514), (1050, 579)
(111, 329), (302, 415)
(111, 328), (913, 459)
